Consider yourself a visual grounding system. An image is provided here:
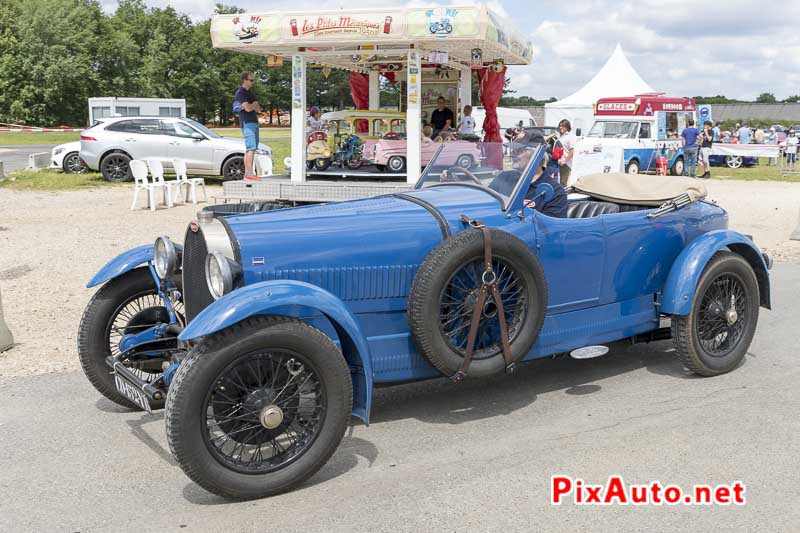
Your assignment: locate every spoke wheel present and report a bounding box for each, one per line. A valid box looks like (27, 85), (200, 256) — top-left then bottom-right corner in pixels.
(203, 350), (325, 474)
(439, 257), (527, 360)
(165, 316), (352, 500)
(78, 268), (182, 409)
(671, 252), (760, 376)
(726, 155), (743, 169)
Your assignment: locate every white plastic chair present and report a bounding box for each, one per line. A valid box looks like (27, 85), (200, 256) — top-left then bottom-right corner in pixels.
(254, 153), (274, 176)
(173, 158), (207, 204)
(130, 160), (169, 211)
(146, 159), (181, 207)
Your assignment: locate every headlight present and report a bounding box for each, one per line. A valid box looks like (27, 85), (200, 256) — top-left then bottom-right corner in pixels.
(153, 236), (177, 280)
(53, 148), (65, 155)
(323, 149), (331, 157)
(206, 252), (236, 299)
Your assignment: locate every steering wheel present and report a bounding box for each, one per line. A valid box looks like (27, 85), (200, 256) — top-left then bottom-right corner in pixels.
(382, 131), (401, 140)
(441, 166), (481, 185)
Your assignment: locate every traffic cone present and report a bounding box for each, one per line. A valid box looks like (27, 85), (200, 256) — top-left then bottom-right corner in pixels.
(0, 287), (13, 352)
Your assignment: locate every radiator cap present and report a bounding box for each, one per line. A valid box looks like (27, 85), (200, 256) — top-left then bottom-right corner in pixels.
(570, 345), (609, 359)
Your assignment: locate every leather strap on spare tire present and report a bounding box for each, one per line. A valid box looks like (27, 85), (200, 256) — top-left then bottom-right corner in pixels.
(407, 217), (547, 380)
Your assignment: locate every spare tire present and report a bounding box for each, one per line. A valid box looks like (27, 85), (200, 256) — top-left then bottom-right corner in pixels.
(408, 228), (547, 378)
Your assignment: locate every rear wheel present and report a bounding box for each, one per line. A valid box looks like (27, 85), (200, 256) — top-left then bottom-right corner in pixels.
(165, 316), (352, 500)
(222, 156), (245, 181)
(100, 152), (132, 182)
(63, 152), (87, 174)
(387, 156), (406, 173)
(456, 154), (474, 169)
(725, 155), (743, 169)
(671, 157), (685, 176)
(671, 252), (759, 376)
(78, 268), (183, 410)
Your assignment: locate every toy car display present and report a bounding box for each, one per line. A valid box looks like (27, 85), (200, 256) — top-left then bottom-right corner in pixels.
(305, 130), (332, 170)
(79, 142), (771, 500)
(371, 136), (482, 172)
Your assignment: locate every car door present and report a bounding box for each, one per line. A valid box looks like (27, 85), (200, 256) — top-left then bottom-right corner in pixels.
(122, 119), (169, 161)
(162, 119), (213, 172)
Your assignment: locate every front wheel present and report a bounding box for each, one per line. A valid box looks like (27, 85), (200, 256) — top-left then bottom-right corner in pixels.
(314, 157), (331, 171)
(625, 160), (640, 174)
(165, 316), (353, 500)
(456, 154), (474, 169)
(345, 158), (362, 170)
(671, 157), (685, 176)
(387, 156), (406, 173)
(63, 152), (88, 174)
(671, 252), (759, 376)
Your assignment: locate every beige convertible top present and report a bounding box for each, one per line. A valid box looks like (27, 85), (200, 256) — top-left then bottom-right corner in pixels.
(572, 173), (708, 206)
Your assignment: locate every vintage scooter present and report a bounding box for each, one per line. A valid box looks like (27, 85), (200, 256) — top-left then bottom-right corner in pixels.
(306, 130), (332, 171)
(332, 133), (364, 170)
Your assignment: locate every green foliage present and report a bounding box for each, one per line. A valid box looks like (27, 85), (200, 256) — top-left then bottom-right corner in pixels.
(755, 92), (777, 104)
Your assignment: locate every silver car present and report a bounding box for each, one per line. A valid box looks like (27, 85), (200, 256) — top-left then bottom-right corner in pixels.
(80, 116), (272, 182)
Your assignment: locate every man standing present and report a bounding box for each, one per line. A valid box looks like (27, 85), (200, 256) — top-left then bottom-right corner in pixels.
(430, 96), (453, 138)
(737, 123), (752, 145)
(234, 72), (261, 180)
(680, 119), (700, 177)
(556, 119), (577, 186)
(712, 121), (721, 142)
(766, 127), (778, 166)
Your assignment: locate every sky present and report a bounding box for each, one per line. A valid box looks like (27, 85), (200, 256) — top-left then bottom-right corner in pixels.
(102, 0), (800, 101)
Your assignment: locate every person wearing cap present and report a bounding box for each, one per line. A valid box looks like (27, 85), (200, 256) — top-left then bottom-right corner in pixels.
(307, 106), (324, 131)
(503, 132), (567, 217)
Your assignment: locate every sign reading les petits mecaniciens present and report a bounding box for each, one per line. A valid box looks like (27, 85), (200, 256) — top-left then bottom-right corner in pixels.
(287, 14), (397, 39)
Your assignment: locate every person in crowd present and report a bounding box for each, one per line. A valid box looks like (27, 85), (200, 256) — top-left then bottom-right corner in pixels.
(738, 123), (752, 144)
(458, 105), (475, 135)
(786, 130), (798, 171)
(422, 125), (433, 139)
(712, 121), (722, 142)
(556, 119), (577, 187)
(698, 121), (714, 179)
(766, 127), (778, 166)
(430, 96), (453, 138)
(754, 126), (765, 144)
(234, 71), (262, 181)
(680, 119), (700, 177)
(306, 106), (324, 131)
(721, 129), (732, 143)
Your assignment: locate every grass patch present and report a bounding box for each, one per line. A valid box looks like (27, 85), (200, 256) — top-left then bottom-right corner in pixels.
(703, 158), (800, 182)
(0, 169), (124, 191)
(0, 132), (80, 145)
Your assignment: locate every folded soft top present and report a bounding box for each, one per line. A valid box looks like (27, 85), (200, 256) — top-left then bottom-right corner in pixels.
(572, 173), (708, 206)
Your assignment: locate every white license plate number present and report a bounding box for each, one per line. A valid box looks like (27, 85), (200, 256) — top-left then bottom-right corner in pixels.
(114, 374), (152, 413)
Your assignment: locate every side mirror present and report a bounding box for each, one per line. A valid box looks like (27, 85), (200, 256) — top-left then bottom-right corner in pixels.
(191, 132), (204, 141)
(575, 128), (582, 137)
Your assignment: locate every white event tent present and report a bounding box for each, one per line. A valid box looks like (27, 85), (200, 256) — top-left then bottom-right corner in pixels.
(544, 44), (654, 134)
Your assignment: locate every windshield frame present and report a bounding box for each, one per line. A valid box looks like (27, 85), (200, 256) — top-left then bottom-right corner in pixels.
(413, 143), (545, 213)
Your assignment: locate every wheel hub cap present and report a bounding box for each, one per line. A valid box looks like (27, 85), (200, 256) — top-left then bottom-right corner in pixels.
(260, 405), (284, 429)
(725, 308), (738, 325)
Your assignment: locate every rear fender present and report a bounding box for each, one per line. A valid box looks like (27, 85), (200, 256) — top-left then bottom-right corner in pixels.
(87, 245), (153, 288)
(178, 280), (374, 424)
(661, 230), (771, 315)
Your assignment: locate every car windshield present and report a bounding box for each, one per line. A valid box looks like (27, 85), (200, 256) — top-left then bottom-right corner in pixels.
(415, 142), (542, 208)
(588, 121), (639, 139)
(183, 118), (221, 139)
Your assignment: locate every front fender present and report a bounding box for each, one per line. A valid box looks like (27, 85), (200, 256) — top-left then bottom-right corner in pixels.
(179, 280), (374, 424)
(87, 245), (153, 288)
(661, 230), (771, 315)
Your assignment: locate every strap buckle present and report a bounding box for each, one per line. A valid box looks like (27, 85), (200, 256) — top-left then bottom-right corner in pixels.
(505, 362), (516, 374)
(450, 370), (466, 383)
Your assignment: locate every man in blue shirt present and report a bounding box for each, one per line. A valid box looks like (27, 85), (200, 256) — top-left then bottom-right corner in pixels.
(737, 124), (752, 145)
(234, 72), (261, 180)
(680, 119), (700, 177)
(712, 121), (721, 142)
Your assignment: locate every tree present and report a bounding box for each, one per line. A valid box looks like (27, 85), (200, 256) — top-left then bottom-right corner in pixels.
(756, 92), (777, 104)
(783, 95), (800, 103)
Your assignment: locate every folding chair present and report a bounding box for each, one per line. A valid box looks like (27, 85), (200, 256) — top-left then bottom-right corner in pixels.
(146, 159), (181, 207)
(130, 160), (169, 211)
(173, 158), (207, 204)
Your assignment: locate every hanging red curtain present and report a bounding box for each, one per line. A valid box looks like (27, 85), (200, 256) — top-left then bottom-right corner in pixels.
(476, 66), (506, 168)
(476, 66), (506, 142)
(349, 72), (370, 133)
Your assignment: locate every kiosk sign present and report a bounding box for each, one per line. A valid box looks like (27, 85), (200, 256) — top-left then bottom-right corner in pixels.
(286, 13), (396, 39)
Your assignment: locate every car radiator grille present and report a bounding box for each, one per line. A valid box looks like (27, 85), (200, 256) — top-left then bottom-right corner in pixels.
(182, 225), (215, 322)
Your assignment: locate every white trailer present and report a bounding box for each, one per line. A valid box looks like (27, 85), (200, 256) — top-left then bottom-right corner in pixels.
(87, 97), (186, 125)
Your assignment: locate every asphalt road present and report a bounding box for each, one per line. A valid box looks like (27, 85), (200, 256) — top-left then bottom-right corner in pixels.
(0, 144), (56, 173)
(1, 265), (798, 532)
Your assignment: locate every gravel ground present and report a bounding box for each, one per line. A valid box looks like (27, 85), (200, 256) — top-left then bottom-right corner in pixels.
(0, 179), (798, 378)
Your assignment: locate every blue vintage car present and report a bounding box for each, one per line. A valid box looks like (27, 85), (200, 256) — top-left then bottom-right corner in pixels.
(78, 143), (771, 500)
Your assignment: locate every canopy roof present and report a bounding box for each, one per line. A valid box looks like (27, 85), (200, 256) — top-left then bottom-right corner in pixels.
(545, 44), (654, 109)
(210, 5), (532, 72)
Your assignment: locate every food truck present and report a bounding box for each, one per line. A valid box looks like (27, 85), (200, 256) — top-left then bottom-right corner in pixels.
(578, 94), (697, 176)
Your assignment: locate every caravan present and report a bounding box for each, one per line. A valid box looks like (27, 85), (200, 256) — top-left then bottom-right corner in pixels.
(578, 94), (697, 176)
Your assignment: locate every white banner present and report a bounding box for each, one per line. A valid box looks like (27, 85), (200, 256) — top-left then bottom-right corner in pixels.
(710, 144), (780, 158)
(571, 145), (624, 183)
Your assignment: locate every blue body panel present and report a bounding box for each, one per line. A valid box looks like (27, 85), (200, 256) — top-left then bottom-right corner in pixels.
(661, 230), (771, 315)
(179, 280), (374, 423)
(87, 244), (154, 288)
(624, 147), (684, 171)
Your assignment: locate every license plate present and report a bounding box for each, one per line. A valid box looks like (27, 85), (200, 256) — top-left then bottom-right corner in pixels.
(114, 374), (152, 413)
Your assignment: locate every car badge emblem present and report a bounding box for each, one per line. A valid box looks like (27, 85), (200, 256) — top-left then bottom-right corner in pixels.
(252, 257), (265, 265)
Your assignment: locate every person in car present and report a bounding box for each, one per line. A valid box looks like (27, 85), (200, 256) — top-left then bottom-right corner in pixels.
(504, 133), (567, 218)
(430, 96), (454, 138)
(306, 106), (324, 131)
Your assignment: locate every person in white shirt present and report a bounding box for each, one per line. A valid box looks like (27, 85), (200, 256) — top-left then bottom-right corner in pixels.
(458, 105), (476, 135)
(786, 130), (798, 171)
(306, 106), (324, 132)
(556, 119), (578, 186)
(766, 127), (778, 166)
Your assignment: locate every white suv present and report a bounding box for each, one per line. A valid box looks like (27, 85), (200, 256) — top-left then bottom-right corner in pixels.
(80, 116), (271, 182)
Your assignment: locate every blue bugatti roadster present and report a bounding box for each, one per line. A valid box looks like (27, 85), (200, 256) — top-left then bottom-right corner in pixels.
(79, 143), (771, 500)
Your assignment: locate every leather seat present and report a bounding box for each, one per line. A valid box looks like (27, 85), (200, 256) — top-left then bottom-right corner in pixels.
(567, 200), (620, 218)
